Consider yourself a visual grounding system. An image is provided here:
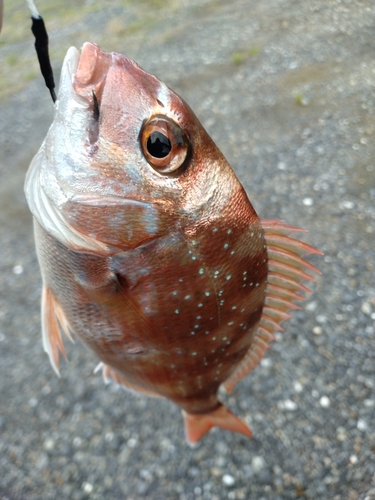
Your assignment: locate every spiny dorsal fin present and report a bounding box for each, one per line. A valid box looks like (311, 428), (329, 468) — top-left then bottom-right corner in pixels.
(223, 220), (322, 393)
(42, 286), (74, 376)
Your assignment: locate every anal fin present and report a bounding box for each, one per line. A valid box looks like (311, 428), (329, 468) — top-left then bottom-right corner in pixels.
(223, 220), (322, 393)
(182, 403), (252, 443)
(42, 286), (74, 376)
(95, 362), (162, 398)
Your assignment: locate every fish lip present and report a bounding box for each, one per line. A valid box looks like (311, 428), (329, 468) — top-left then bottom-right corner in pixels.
(73, 42), (112, 97)
(65, 46), (80, 77)
(58, 43), (110, 105)
(60, 46), (80, 91)
(57, 46), (88, 108)
(75, 42), (99, 86)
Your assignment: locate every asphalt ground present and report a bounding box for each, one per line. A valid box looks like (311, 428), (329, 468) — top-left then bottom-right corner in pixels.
(0, 0), (374, 499)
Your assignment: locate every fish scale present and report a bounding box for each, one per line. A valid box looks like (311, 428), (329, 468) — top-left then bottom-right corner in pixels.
(25, 42), (322, 443)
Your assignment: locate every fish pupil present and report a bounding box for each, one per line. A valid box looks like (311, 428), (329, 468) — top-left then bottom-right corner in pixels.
(147, 131), (171, 158)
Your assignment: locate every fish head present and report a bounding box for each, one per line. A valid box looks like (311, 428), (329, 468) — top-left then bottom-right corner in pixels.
(25, 42), (243, 255)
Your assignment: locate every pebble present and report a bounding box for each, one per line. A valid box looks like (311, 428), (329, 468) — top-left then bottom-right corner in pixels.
(260, 358), (272, 368)
(357, 419), (368, 432)
(36, 452), (49, 470)
(73, 437), (82, 448)
(43, 438), (55, 451)
(222, 474), (235, 487)
(82, 483), (93, 494)
(127, 437), (138, 448)
(303, 197), (314, 206)
(306, 301), (318, 312)
(361, 302), (372, 315)
(136, 480), (149, 495)
(12, 264), (24, 275)
(363, 489), (375, 500)
(278, 399), (298, 411)
(319, 396), (331, 408)
(316, 315), (327, 324)
(341, 200), (355, 209)
(294, 381), (303, 393)
(336, 427), (347, 441)
(251, 456), (266, 473)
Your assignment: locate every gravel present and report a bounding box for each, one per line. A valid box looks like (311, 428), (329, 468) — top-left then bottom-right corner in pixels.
(0, 0), (374, 499)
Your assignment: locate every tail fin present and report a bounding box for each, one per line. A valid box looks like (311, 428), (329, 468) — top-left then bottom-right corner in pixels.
(182, 404), (252, 444)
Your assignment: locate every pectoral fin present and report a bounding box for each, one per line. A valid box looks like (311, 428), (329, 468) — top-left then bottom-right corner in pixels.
(41, 286), (73, 376)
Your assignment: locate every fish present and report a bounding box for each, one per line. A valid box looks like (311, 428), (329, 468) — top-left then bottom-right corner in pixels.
(25, 42), (322, 443)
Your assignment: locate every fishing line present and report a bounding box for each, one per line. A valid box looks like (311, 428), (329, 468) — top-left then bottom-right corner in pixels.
(26, 0), (56, 102)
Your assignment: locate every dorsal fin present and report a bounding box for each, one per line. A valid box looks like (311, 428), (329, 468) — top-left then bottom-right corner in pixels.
(223, 220), (322, 393)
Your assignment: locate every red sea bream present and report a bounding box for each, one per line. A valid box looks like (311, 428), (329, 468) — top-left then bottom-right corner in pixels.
(25, 42), (322, 443)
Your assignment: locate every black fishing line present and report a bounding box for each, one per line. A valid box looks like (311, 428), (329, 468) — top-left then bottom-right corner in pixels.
(31, 15), (56, 102)
(27, 0), (56, 103)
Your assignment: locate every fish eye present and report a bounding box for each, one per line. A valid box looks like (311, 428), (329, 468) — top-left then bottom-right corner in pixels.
(140, 116), (189, 174)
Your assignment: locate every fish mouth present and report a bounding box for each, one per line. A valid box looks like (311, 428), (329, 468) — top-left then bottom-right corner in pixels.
(58, 43), (114, 149)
